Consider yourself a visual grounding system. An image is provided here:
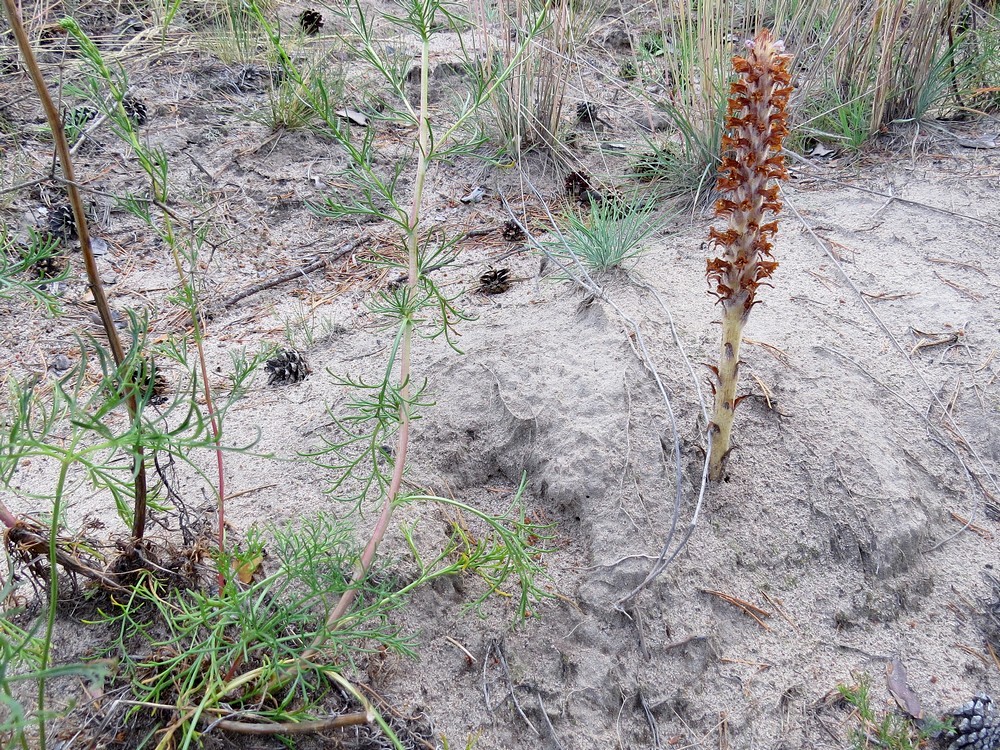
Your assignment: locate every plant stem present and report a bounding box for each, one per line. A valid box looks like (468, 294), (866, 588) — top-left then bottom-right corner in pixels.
(312, 25), (432, 649)
(708, 311), (742, 481)
(0, 498), (19, 529)
(1, 0), (150, 538)
(162, 219), (226, 585)
(37, 458), (71, 750)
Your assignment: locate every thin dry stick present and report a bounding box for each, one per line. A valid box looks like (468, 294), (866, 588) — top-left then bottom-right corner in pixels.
(493, 639), (539, 736)
(701, 588), (773, 631)
(536, 692), (564, 750)
(784, 157), (1000, 231)
(760, 590), (800, 633)
(637, 687), (661, 750)
(6, 525), (121, 588)
(219, 238), (362, 308)
(1, 0), (149, 539)
(987, 642), (1000, 674)
(204, 713), (370, 736)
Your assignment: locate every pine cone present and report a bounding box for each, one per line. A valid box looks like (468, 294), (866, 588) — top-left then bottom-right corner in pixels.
(478, 268), (512, 295)
(266, 349), (310, 385)
(500, 219), (524, 242)
(945, 695), (1000, 750)
(576, 101), (600, 125)
(136, 357), (169, 405)
(298, 9), (324, 35)
(594, 187), (630, 219)
(32, 249), (66, 279)
(121, 95), (148, 126)
(47, 204), (77, 240)
(564, 170), (592, 198)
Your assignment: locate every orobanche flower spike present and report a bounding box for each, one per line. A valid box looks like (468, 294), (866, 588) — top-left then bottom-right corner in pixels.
(706, 30), (792, 481)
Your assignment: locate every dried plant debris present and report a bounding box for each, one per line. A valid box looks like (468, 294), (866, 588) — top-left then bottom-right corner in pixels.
(0, 53), (18, 75)
(299, 9), (324, 35)
(477, 267), (512, 295)
(501, 219), (525, 242)
(47, 204), (77, 239)
(266, 349), (311, 385)
(944, 695), (1000, 750)
(121, 95), (148, 126)
(564, 170), (593, 198)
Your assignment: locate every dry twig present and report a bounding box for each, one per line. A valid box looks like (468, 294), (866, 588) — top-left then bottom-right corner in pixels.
(701, 589), (773, 630)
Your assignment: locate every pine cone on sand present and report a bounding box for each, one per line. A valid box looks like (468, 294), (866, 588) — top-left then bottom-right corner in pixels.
(944, 695), (1000, 750)
(298, 9), (324, 35)
(47, 204), (77, 239)
(500, 219), (524, 242)
(121, 95), (148, 126)
(478, 268), (512, 295)
(266, 349), (311, 385)
(564, 169), (592, 198)
(32, 248), (66, 279)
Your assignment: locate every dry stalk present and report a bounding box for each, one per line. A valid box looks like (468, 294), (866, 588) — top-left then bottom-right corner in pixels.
(705, 30), (792, 481)
(0, 0), (151, 538)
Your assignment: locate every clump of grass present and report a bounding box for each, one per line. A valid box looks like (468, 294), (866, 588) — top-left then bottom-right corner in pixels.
(837, 675), (950, 750)
(472, 0), (573, 155)
(826, 0), (965, 142)
(545, 193), (657, 274)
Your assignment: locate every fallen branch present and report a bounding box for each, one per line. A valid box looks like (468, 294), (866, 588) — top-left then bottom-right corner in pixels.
(206, 712), (370, 736)
(218, 238), (364, 310)
(6, 524), (121, 590)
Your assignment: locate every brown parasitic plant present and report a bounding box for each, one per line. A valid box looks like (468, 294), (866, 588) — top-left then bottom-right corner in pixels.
(706, 30), (792, 481)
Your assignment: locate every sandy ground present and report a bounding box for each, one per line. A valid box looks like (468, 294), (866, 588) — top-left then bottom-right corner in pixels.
(1, 2), (999, 748)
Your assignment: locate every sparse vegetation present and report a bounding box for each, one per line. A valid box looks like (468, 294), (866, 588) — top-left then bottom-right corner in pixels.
(838, 675), (951, 750)
(1, 0), (999, 745)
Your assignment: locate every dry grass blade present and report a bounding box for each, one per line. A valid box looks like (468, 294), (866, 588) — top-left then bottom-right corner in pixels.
(701, 589), (773, 630)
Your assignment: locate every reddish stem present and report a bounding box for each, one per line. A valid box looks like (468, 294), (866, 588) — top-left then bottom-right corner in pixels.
(0, 499), (19, 529)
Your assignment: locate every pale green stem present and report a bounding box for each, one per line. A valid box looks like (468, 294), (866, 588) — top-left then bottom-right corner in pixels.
(708, 309), (743, 481)
(38, 458), (72, 750)
(311, 29), (431, 652)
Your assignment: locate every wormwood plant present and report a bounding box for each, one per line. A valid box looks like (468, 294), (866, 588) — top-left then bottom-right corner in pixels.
(97, 483), (550, 746)
(705, 30), (792, 481)
(0, 553), (108, 749)
(0, 0), (158, 550)
(0, 226), (65, 314)
(59, 17), (233, 563)
(278, 0), (554, 638)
